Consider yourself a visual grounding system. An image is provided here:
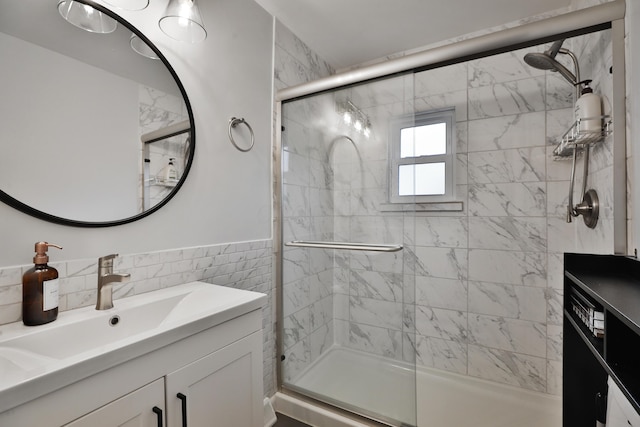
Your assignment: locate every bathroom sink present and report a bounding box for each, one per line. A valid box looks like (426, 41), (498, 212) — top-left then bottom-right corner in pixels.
(2, 283), (254, 360)
(3, 293), (186, 359)
(0, 281), (266, 413)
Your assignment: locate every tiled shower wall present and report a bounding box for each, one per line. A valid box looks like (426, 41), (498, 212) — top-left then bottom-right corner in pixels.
(279, 27), (616, 396)
(401, 30), (614, 395)
(0, 240), (275, 396)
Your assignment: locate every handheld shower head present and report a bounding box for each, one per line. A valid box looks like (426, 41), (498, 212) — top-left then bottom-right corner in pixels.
(523, 38), (565, 70)
(523, 52), (561, 71)
(523, 39), (579, 86)
(524, 52), (577, 85)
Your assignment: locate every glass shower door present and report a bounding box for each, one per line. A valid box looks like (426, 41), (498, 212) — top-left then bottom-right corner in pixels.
(279, 74), (417, 427)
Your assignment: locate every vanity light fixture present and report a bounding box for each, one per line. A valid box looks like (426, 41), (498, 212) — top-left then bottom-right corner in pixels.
(159, 0), (207, 43)
(57, 0), (118, 34)
(102, 0), (149, 11)
(337, 100), (371, 138)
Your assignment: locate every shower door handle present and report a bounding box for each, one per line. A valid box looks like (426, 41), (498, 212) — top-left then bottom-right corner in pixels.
(285, 240), (403, 252)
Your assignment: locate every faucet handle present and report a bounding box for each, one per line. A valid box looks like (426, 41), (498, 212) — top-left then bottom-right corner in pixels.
(98, 253), (119, 268)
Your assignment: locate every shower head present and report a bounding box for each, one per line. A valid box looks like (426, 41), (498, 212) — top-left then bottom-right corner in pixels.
(524, 52), (577, 84)
(523, 39), (579, 86)
(523, 39), (564, 70)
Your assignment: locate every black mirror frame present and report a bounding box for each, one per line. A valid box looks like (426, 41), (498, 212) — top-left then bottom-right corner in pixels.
(0, 0), (195, 228)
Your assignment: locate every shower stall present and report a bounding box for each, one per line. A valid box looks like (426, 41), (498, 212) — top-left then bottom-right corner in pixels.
(276, 2), (625, 426)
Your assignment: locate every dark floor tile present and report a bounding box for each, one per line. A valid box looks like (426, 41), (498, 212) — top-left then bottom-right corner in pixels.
(273, 412), (312, 427)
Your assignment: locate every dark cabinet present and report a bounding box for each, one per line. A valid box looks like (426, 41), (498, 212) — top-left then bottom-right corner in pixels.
(563, 254), (640, 426)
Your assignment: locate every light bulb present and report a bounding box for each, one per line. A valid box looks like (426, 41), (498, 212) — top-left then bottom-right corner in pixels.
(179, 1), (192, 15)
(354, 120), (362, 132)
(364, 127), (371, 138)
(343, 112), (352, 124)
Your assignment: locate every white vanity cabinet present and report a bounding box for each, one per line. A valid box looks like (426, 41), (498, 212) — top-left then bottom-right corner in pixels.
(165, 331), (263, 427)
(0, 285), (266, 427)
(64, 331), (263, 427)
(64, 379), (165, 427)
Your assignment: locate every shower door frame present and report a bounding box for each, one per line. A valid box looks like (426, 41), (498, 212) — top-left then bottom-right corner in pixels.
(274, 1), (626, 425)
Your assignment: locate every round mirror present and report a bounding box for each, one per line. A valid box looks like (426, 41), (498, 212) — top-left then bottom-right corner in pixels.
(0, 0), (195, 227)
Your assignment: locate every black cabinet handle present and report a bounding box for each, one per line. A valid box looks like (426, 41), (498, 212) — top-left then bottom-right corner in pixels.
(152, 406), (163, 427)
(177, 392), (188, 427)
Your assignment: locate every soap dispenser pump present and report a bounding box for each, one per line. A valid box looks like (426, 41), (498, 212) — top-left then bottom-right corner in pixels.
(22, 242), (63, 326)
(575, 79), (602, 133)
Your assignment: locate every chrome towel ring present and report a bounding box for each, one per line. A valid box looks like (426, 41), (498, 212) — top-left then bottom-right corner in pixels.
(228, 117), (255, 152)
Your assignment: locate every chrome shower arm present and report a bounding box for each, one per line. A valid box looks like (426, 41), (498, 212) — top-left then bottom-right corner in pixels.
(559, 48), (582, 99)
(559, 48), (581, 81)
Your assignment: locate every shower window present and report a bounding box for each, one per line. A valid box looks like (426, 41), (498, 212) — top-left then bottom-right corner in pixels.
(389, 107), (455, 203)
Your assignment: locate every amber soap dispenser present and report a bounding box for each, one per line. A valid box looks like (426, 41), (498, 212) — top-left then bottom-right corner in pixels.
(22, 242), (63, 326)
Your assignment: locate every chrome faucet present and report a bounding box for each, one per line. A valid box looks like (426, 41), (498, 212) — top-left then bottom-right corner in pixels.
(96, 254), (130, 310)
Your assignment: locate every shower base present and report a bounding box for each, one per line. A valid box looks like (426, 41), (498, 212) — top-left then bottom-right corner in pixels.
(278, 346), (561, 427)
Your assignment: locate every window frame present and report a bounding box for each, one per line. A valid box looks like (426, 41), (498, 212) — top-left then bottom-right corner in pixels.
(389, 107), (456, 204)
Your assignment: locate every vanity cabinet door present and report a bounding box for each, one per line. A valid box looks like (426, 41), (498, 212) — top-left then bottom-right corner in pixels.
(64, 378), (165, 427)
(165, 331), (263, 427)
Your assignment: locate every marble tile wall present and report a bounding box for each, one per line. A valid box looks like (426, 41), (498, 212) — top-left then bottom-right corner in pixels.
(0, 239), (275, 396)
(461, 49), (556, 393)
(410, 32), (613, 395)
